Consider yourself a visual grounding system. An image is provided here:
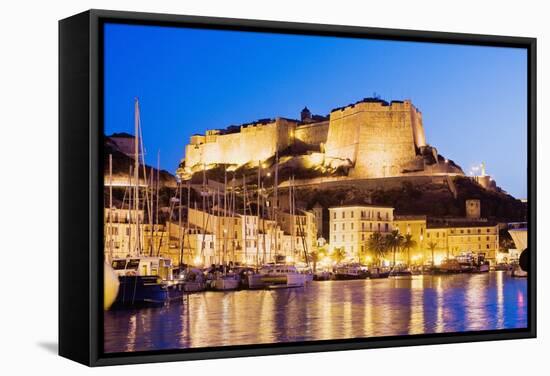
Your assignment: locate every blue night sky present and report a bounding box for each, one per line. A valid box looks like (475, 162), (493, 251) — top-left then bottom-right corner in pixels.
(104, 23), (527, 198)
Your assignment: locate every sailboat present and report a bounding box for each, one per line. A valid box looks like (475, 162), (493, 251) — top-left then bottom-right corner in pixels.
(210, 168), (241, 291)
(256, 169), (307, 289)
(110, 98), (185, 306)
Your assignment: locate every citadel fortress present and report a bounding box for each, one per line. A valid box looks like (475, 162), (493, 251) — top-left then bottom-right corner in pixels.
(179, 97), (465, 181)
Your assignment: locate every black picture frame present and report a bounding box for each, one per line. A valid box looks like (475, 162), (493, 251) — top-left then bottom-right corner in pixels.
(59, 9), (537, 367)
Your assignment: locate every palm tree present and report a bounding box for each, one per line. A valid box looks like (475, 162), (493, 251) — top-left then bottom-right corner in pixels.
(367, 232), (387, 266)
(402, 234), (417, 266)
(309, 251), (319, 272)
(331, 247), (346, 265)
(427, 241), (438, 266)
(385, 230), (404, 267)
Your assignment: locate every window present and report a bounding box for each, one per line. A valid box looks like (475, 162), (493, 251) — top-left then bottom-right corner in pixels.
(486, 244), (490, 249)
(334, 224), (336, 231)
(362, 234), (365, 241)
(351, 211), (354, 218)
(370, 223), (373, 230)
(385, 223), (389, 232)
(342, 212), (346, 219)
(486, 236), (489, 241)
(351, 223), (354, 230)
(351, 234), (354, 241)
(334, 236), (336, 242)
(342, 223), (345, 230)
(378, 223), (381, 231)
(342, 235), (345, 241)
(333, 212), (336, 219)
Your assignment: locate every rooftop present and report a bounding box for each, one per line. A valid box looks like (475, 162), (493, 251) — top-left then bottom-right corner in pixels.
(328, 204), (394, 210)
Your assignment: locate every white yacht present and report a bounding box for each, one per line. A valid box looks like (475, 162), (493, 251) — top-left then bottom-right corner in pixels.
(259, 264), (307, 288)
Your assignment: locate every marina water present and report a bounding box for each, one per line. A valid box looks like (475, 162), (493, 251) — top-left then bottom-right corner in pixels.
(104, 271), (527, 353)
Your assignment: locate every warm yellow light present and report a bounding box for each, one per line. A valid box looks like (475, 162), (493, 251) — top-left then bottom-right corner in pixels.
(286, 255), (294, 263)
(193, 256), (203, 265)
(433, 255), (444, 266)
(364, 256), (372, 263)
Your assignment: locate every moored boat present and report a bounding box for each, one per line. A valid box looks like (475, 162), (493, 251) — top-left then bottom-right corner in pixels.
(259, 263), (306, 288)
(178, 267), (207, 293)
(333, 264), (369, 280)
(111, 256), (184, 306)
(389, 266), (413, 277)
(369, 267), (390, 279)
(210, 272), (241, 291)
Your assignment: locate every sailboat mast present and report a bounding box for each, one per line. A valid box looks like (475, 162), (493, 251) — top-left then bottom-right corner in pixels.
(108, 154), (113, 261)
(289, 176), (296, 259)
(274, 150), (278, 258)
(178, 182), (183, 266)
(223, 168), (227, 270)
(128, 165), (132, 256)
(243, 174), (247, 265)
(186, 180), (191, 264)
(133, 98), (141, 255)
(149, 167), (154, 256)
(256, 161), (261, 268)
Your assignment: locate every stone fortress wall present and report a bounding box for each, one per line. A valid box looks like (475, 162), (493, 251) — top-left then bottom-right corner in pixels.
(325, 100), (426, 178)
(185, 118), (296, 168)
(181, 97), (456, 179)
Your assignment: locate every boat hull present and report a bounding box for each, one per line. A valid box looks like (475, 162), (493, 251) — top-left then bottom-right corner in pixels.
(211, 277), (240, 291)
(262, 273), (306, 288)
(333, 272), (369, 280)
(114, 276), (168, 306)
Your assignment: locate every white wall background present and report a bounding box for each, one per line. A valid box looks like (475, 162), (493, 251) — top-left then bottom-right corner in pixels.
(0, 0), (546, 374)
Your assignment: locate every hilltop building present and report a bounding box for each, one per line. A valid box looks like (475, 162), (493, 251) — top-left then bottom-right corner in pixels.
(179, 97), (463, 180)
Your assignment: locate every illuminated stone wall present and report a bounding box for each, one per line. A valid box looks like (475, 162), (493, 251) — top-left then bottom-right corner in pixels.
(325, 100), (426, 178)
(182, 99), (430, 179)
(294, 121), (329, 149)
(184, 118), (297, 168)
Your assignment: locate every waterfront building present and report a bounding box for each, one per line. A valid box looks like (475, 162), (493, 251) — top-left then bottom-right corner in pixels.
(393, 215), (427, 264)
(426, 223), (500, 264)
(328, 205), (394, 260)
(187, 207), (287, 265)
(279, 210), (318, 260)
(104, 207), (145, 259)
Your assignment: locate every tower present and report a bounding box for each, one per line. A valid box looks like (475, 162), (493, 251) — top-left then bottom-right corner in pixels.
(300, 106), (312, 122)
(312, 202), (323, 238)
(465, 199), (481, 219)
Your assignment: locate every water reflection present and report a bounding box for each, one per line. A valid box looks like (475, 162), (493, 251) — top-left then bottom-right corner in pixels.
(104, 272), (527, 353)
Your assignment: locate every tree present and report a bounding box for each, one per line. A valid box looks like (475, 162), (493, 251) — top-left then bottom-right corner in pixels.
(367, 232), (387, 266)
(402, 234), (417, 266)
(427, 241), (438, 266)
(385, 230), (404, 267)
(331, 247), (346, 264)
(309, 251), (319, 272)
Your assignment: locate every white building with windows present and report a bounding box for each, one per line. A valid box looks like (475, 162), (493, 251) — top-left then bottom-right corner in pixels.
(328, 205), (394, 260)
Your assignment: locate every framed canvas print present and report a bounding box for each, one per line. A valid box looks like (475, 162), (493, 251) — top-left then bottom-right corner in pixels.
(59, 9), (536, 366)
